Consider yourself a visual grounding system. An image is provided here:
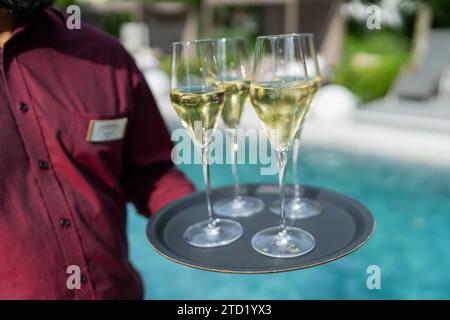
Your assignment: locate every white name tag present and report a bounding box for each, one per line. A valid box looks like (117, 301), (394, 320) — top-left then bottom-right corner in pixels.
(86, 118), (128, 143)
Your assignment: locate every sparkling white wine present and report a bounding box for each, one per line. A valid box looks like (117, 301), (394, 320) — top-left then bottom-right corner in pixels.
(295, 76), (321, 138)
(301, 76), (321, 121)
(250, 80), (312, 151)
(221, 80), (250, 129)
(309, 76), (321, 100)
(170, 86), (225, 147)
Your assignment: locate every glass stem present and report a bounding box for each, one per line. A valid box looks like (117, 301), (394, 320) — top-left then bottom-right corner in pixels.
(202, 145), (216, 227)
(277, 149), (289, 234)
(229, 128), (241, 200)
(293, 126), (305, 200)
(292, 137), (301, 200)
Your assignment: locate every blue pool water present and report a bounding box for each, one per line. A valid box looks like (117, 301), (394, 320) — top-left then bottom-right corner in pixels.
(127, 146), (450, 299)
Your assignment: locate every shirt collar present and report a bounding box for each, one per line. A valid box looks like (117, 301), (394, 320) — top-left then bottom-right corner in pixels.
(0, 11), (40, 56)
(11, 12), (39, 38)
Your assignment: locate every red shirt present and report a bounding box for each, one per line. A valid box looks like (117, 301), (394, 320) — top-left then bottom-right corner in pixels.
(0, 7), (194, 299)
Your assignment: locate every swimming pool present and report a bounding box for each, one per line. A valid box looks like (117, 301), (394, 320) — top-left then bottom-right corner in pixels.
(127, 146), (450, 299)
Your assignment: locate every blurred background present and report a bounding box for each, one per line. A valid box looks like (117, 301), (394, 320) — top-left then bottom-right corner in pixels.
(56, 0), (450, 299)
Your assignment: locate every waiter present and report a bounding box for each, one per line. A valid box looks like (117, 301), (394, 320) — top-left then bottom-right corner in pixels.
(0, 1), (194, 299)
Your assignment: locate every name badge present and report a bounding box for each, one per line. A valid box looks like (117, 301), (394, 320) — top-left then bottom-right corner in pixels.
(86, 118), (128, 143)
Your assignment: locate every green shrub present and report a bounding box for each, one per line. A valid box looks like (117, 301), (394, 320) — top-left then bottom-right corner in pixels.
(334, 32), (410, 103)
(160, 54), (172, 76)
(53, 0), (78, 9)
(101, 13), (132, 37)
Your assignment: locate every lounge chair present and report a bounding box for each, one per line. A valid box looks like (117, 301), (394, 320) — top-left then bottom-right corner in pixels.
(390, 29), (450, 100)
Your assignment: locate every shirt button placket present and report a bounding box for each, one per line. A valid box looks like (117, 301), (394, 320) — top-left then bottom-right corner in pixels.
(7, 62), (96, 299)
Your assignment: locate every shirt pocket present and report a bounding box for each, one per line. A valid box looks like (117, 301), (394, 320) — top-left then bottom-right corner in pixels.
(69, 111), (129, 173)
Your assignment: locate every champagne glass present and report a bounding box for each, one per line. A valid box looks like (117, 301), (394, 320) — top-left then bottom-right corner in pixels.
(213, 37), (265, 218)
(170, 39), (243, 247)
(249, 34), (315, 258)
(269, 33), (323, 219)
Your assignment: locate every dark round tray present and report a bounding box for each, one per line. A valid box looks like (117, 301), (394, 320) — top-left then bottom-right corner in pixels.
(146, 184), (375, 274)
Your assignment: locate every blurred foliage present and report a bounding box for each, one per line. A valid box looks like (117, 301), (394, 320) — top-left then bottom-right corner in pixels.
(53, 0), (78, 9)
(160, 54), (172, 76)
(340, 0), (416, 102)
(140, 0), (201, 5)
(334, 32), (410, 103)
(345, 0), (418, 38)
(159, 4), (260, 76)
(339, 0), (450, 102)
(54, 0), (132, 37)
(211, 6), (261, 50)
(101, 12), (132, 37)
(430, 0), (450, 27)
(346, 0), (450, 30)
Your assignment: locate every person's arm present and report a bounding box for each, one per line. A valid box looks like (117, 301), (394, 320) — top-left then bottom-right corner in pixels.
(121, 61), (195, 216)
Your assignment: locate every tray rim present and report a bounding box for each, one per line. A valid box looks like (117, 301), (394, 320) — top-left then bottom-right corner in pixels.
(146, 184), (376, 274)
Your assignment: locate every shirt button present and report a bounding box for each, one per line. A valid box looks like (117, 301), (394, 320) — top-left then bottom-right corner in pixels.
(59, 218), (71, 228)
(80, 275), (88, 284)
(38, 161), (50, 170)
(19, 103), (29, 112)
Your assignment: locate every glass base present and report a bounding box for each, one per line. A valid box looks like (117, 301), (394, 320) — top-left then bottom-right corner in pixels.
(251, 226), (315, 258)
(269, 197), (323, 219)
(214, 196), (265, 218)
(183, 219), (243, 248)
